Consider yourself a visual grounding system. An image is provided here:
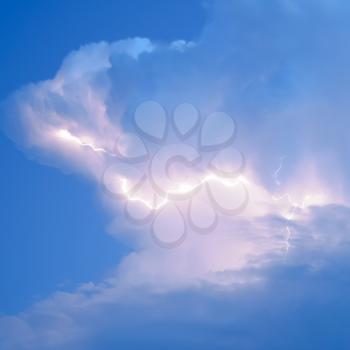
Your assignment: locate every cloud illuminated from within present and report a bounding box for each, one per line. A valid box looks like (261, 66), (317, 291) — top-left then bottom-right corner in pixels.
(2, 1), (350, 348)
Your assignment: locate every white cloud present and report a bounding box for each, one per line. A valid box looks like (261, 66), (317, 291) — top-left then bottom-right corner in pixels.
(1, 204), (350, 350)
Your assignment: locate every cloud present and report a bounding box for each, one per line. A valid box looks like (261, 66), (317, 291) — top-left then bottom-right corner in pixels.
(2, 0), (350, 348)
(1, 205), (350, 350)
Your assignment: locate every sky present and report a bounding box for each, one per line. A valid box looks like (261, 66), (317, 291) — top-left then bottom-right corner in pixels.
(1, 1), (350, 349)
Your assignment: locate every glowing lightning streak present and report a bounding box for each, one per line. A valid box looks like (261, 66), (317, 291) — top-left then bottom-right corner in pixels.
(273, 155), (286, 187)
(57, 129), (116, 156)
(120, 175), (250, 211)
(120, 178), (166, 210)
(272, 156), (313, 252)
(56, 128), (250, 211)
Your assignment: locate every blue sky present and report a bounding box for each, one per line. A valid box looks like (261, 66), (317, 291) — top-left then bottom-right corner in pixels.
(2, 1), (350, 349)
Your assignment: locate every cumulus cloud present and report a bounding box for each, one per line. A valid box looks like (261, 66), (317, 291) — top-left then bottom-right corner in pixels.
(2, 0), (350, 348)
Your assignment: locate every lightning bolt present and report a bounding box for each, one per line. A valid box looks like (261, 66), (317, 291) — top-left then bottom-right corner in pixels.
(57, 129), (116, 156)
(272, 156), (313, 252)
(120, 174), (250, 211)
(57, 127), (250, 211)
(273, 155), (286, 187)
